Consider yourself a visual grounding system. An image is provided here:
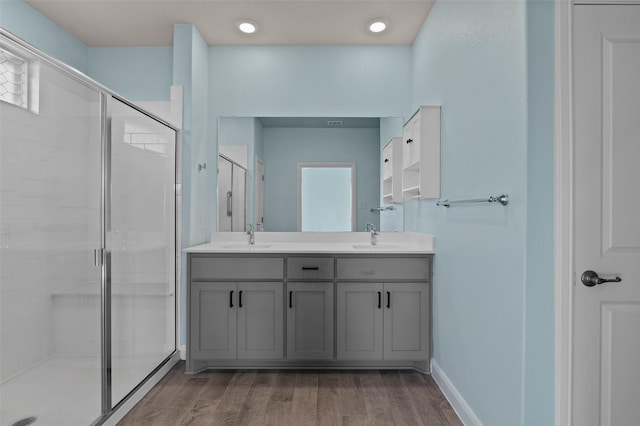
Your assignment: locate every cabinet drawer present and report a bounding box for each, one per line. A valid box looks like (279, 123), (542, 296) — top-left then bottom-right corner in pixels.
(337, 257), (430, 281)
(287, 257), (334, 280)
(191, 256), (283, 280)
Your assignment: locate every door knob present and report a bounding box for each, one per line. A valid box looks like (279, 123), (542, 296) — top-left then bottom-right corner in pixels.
(581, 270), (621, 287)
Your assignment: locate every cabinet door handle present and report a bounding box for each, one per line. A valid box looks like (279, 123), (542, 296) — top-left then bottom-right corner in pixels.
(386, 291), (391, 309)
(377, 291), (381, 309)
(289, 291), (293, 309)
(239, 290), (243, 308)
(384, 158), (389, 163)
(230, 290), (234, 308)
(406, 138), (413, 144)
(302, 266), (319, 270)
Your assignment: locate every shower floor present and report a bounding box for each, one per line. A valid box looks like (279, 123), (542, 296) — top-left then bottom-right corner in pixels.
(0, 354), (167, 426)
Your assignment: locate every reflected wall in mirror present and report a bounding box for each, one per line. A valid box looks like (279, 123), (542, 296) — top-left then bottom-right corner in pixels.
(217, 116), (404, 232)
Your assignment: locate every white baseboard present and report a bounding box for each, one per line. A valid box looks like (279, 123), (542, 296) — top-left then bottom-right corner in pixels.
(180, 344), (187, 360)
(431, 359), (483, 426)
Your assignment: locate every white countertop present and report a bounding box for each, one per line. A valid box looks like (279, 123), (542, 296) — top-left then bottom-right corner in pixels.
(184, 232), (434, 254)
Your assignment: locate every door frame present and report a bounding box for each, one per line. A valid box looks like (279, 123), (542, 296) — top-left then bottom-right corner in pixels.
(554, 0), (574, 424)
(554, 1), (640, 424)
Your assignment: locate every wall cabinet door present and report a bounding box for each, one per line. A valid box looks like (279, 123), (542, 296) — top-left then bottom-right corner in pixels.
(237, 282), (284, 359)
(402, 117), (415, 167)
(287, 282), (334, 360)
(337, 282), (383, 360)
(190, 282), (237, 360)
(383, 282), (430, 360)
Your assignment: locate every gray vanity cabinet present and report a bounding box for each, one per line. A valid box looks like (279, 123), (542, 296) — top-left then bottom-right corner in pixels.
(187, 253), (431, 373)
(188, 255), (284, 366)
(336, 256), (431, 362)
(190, 281), (283, 360)
(336, 282), (384, 360)
(286, 282), (333, 360)
(237, 282), (283, 359)
(383, 282), (429, 360)
(190, 282), (237, 359)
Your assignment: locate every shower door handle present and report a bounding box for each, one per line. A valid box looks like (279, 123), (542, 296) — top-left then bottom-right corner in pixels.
(226, 191), (232, 217)
(94, 248), (104, 267)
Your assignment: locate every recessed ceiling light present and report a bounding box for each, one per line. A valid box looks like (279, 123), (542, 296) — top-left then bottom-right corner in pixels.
(237, 20), (258, 34)
(368, 18), (389, 34)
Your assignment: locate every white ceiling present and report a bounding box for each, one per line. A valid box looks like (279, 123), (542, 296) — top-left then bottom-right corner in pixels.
(25, 0), (436, 47)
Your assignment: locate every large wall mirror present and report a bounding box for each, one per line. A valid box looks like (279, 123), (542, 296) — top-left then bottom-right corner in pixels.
(217, 116), (404, 232)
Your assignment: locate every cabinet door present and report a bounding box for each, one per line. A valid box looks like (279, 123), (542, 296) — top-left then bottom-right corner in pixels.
(287, 282), (334, 360)
(337, 282), (383, 360)
(402, 119), (413, 167)
(190, 282), (237, 359)
(410, 114), (421, 166)
(383, 282), (430, 360)
(237, 282), (284, 359)
(382, 143), (393, 179)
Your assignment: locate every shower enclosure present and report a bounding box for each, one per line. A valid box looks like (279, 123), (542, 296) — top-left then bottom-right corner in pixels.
(0, 30), (178, 425)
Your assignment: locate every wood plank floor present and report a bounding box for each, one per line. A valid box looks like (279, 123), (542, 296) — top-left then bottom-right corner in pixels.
(118, 362), (462, 426)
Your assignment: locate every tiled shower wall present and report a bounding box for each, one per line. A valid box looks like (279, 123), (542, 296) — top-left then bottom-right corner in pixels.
(0, 61), (102, 382)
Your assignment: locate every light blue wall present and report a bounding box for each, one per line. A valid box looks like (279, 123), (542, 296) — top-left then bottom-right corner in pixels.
(262, 127), (380, 232)
(209, 45), (411, 118)
(173, 24), (210, 344)
(524, 1), (555, 424)
(87, 47), (173, 101)
(0, 0), (88, 72)
(409, 1), (529, 425)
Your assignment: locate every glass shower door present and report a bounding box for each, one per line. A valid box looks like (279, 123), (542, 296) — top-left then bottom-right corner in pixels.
(0, 39), (103, 425)
(108, 98), (176, 406)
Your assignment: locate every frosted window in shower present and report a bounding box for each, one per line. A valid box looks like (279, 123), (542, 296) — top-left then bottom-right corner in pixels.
(0, 48), (27, 108)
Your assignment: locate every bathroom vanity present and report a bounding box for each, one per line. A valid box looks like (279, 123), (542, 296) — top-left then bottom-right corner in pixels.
(185, 233), (434, 374)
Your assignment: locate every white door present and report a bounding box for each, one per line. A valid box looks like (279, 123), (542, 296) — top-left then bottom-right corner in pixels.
(573, 6), (640, 425)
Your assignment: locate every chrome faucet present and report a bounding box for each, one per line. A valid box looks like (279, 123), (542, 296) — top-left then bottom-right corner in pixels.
(247, 224), (254, 245)
(365, 223), (378, 245)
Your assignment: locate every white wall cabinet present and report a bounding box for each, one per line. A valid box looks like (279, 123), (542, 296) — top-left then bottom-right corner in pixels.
(402, 106), (441, 199)
(382, 136), (403, 203)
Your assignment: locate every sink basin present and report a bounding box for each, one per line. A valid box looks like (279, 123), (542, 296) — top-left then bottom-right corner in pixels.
(222, 243), (272, 249)
(352, 243), (401, 250)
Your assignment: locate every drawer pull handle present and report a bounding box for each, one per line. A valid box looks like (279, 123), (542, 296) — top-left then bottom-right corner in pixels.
(239, 291), (243, 308)
(230, 290), (234, 308)
(302, 266), (319, 270)
(289, 291), (293, 309)
(377, 291), (381, 309)
(386, 291), (391, 309)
